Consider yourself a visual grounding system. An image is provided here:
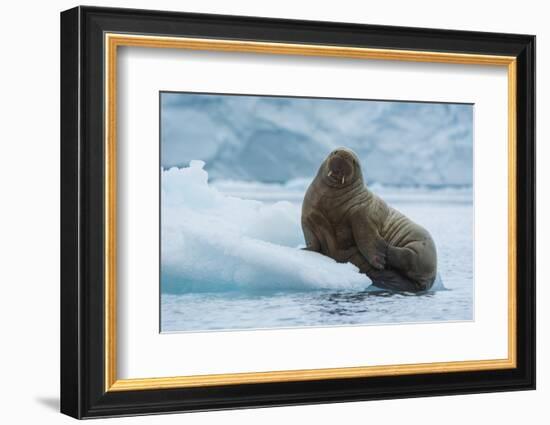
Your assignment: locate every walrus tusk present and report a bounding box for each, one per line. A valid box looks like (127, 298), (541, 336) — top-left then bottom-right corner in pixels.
(328, 171), (333, 177)
(342, 176), (345, 184)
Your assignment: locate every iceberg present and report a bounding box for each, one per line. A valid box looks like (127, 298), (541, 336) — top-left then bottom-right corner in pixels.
(161, 161), (372, 293)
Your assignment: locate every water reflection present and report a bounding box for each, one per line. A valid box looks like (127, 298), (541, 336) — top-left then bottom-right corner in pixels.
(312, 289), (437, 317)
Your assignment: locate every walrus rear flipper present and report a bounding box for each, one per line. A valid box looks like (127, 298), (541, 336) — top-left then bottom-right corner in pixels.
(369, 269), (419, 292)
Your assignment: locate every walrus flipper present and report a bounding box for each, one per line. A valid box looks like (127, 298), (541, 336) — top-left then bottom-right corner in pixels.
(350, 212), (387, 270)
(386, 242), (437, 291)
(301, 218), (321, 252)
(302, 212), (339, 257)
(368, 269), (419, 292)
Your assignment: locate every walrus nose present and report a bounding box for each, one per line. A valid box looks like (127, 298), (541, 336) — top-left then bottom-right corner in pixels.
(329, 156), (347, 175)
(329, 156), (345, 174)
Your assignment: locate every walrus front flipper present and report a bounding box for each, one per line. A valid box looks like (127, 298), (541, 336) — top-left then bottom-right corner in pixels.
(368, 269), (419, 292)
(301, 212), (339, 257)
(350, 212), (388, 270)
(301, 218), (321, 252)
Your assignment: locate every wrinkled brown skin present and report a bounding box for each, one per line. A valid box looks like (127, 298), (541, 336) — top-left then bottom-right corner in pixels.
(301, 147), (437, 292)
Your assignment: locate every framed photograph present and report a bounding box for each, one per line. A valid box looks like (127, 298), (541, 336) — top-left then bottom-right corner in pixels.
(60, 6), (535, 419)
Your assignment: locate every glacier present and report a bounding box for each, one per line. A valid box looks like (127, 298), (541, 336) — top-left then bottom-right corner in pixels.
(161, 93), (473, 186)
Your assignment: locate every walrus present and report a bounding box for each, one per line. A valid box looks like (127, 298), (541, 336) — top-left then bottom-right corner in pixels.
(301, 147), (437, 292)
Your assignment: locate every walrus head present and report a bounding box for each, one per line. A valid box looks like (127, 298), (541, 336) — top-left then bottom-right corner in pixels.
(320, 147), (363, 188)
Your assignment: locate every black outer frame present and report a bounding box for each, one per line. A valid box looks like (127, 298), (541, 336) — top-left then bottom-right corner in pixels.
(60, 5), (535, 419)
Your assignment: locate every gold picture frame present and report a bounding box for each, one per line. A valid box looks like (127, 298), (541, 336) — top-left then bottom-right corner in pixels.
(104, 34), (517, 392)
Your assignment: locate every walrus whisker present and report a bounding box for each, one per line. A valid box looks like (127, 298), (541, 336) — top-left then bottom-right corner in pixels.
(342, 176), (345, 184)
